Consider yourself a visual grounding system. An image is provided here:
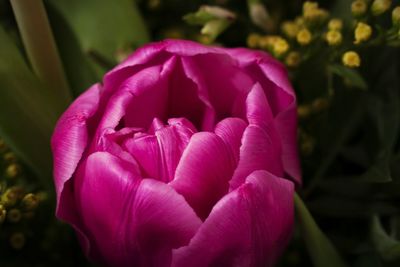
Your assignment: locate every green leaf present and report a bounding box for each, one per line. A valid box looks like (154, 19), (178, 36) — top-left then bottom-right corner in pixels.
(45, 2), (99, 96)
(183, 11), (216, 25)
(330, 64), (368, 90)
(47, 0), (150, 63)
(371, 215), (400, 261)
(295, 193), (349, 267)
(0, 26), (57, 184)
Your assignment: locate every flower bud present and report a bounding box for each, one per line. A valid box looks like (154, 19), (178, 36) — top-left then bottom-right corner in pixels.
(342, 51), (361, 68)
(326, 30), (343, 46)
(328, 19), (343, 31)
(295, 16), (305, 27)
(184, 5), (236, 42)
(273, 38), (289, 56)
(392, 6), (400, 26)
(22, 193), (39, 211)
(312, 98), (330, 112)
(351, 0), (368, 17)
(303, 2), (329, 23)
(10, 232), (25, 250)
(303, 1), (319, 14)
(297, 28), (312, 45)
(259, 35), (278, 50)
(281, 21), (300, 39)
(8, 208), (22, 223)
(1, 186), (24, 207)
(247, 33), (261, 48)
(285, 51), (301, 68)
(3, 152), (17, 163)
(371, 0), (392, 16)
(354, 22), (372, 44)
(0, 204), (6, 223)
(249, 1), (274, 32)
(297, 105), (311, 118)
(5, 163), (21, 178)
(300, 131), (315, 156)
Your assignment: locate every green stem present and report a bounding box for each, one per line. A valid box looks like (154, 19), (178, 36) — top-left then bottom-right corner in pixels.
(295, 193), (349, 267)
(10, 0), (71, 105)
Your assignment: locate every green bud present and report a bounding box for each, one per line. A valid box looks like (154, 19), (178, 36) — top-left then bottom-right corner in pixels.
(392, 6), (400, 26)
(371, 0), (392, 16)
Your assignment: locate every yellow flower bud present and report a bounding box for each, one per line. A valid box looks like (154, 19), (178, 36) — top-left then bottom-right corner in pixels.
(162, 28), (184, 40)
(392, 6), (400, 26)
(285, 51), (301, 68)
(8, 208), (22, 223)
(22, 193), (39, 211)
(326, 30), (343, 46)
(328, 19), (343, 31)
(196, 34), (212, 45)
(297, 105), (311, 118)
(371, 0), (392, 16)
(303, 1), (329, 22)
(273, 38), (290, 56)
(301, 136), (315, 156)
(281, 21), (300, 39)
(351, 0), (368, 17)
(295, 16), (305, 27)
(312, 98), (330, 112)
(247, 33), (261, 48)
(303, 1), (319, 13)
(10, 232), (25, 250)
(3, 152), (17, 163)
(259, 35), (278, 50)
(0, 204), (6, 223)
(1, 186), (24, 207)
(354, 22), (372, 44)
(297, 28), (312, 45)
(5, 163), (20, 178)
(342, 51), (361, 68)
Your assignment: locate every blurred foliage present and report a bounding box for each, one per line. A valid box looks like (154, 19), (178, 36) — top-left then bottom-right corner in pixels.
(0, 0), (400, 266)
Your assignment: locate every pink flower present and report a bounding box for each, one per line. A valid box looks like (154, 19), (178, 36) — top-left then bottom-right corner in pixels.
(51, 39), (301, 267)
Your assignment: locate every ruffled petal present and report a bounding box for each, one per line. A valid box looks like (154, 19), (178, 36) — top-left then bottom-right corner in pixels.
(75, 152), (202, 267)
(171, 170), (295, 267)
(227, 48), (301, 184)
(170, 132), (235, 219)
(214, 117), (247, 164)
(96, 57), (177, 134)
(229, 84), (283, 190)
(51, 83), (101, 218)
(123, 119), (195, 182)
(244, 83), (274, 126)
(181, 56), (254, 123)
(229, 124), (283, 190)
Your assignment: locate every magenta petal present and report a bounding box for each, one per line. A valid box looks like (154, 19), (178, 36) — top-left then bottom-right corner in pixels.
(245, 83), (274, 127)
(182, 56), (254, 121)
(226, 48), (301, 184)
(170, 132), (235, 219)
(230, 124), (283, 191)
(123, 120), (194, 182)
(171, 170), (295, 267)
(180, 58), (216, 131)
(214, 117), (247, 164)
(51, 83), (101, 218)
(96, 58), (176, 134)
(75, 152), (202, 267)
